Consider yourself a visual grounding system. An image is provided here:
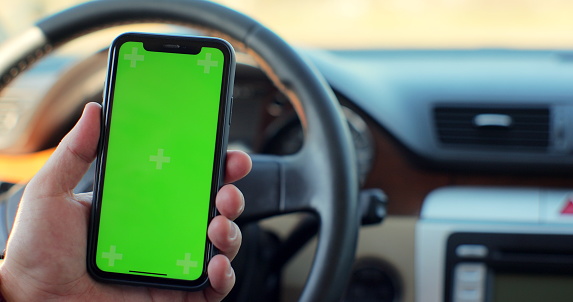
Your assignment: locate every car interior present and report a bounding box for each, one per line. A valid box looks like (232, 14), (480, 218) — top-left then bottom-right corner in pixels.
(1, 0), (573, 302)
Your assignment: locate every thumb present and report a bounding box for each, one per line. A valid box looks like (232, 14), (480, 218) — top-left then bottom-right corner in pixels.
(27, 102), (101, 197)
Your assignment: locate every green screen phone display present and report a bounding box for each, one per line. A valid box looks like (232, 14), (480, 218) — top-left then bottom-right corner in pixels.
(89, 33), (233, 288)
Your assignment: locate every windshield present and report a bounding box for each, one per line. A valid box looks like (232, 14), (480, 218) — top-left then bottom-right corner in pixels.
(2, 0), (573, 49)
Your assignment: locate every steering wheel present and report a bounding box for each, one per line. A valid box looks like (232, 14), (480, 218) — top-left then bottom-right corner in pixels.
(0, 1), (359, 301)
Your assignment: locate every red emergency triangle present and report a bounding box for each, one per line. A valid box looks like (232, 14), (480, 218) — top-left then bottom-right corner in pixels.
(560, 200), (573, 215)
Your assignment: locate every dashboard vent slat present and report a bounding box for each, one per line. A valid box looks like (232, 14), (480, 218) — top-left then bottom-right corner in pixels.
(434, 107), (550, 149)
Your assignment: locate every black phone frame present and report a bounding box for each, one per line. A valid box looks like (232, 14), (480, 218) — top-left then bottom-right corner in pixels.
(87, 32), (235, 291)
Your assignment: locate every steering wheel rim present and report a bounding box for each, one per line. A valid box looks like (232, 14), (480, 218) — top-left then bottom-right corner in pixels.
(0, 1), (359, 301)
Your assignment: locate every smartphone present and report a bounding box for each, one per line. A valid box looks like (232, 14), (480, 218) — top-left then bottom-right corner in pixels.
(87, 32), (235, 290)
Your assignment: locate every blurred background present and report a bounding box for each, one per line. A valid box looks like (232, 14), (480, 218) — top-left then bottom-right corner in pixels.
(2, 0), (573, 49)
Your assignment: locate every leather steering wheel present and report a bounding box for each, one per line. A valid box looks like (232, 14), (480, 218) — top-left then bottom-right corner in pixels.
(0, 1), (359, 301)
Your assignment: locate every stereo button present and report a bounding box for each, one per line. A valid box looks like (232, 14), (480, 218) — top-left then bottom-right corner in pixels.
(453, 263), (486, 302)
(456, 245), (488, 259)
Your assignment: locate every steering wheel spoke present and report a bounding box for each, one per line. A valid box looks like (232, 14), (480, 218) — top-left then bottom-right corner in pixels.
(234, 153), (318, 224)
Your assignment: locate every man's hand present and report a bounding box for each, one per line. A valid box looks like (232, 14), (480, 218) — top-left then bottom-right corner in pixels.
(0, 102), (251, 301)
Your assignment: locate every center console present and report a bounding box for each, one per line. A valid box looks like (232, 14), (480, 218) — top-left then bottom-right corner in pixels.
(416, 186), (573, 302)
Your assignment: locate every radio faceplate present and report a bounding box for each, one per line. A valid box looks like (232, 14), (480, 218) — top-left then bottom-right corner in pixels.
(446, 233), (573, 302)
(416, 186), (573, 302)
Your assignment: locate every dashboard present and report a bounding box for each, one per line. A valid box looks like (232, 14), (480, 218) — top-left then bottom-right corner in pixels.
(308, 49), (573, 173)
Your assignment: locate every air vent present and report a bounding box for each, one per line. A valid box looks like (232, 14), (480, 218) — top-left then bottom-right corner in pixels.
(434, 107), (550, 149)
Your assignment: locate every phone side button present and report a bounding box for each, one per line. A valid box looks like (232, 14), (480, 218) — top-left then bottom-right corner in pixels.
(228, 97), (234, 126)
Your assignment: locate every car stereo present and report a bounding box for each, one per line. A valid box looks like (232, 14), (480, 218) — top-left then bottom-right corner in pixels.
(416, 186), (573, 302)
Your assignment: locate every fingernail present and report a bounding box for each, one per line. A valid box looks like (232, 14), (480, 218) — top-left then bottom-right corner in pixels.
(238, 190), (245, 214)
(228, 221), (238, 241)
(226, 264), (234, 278)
